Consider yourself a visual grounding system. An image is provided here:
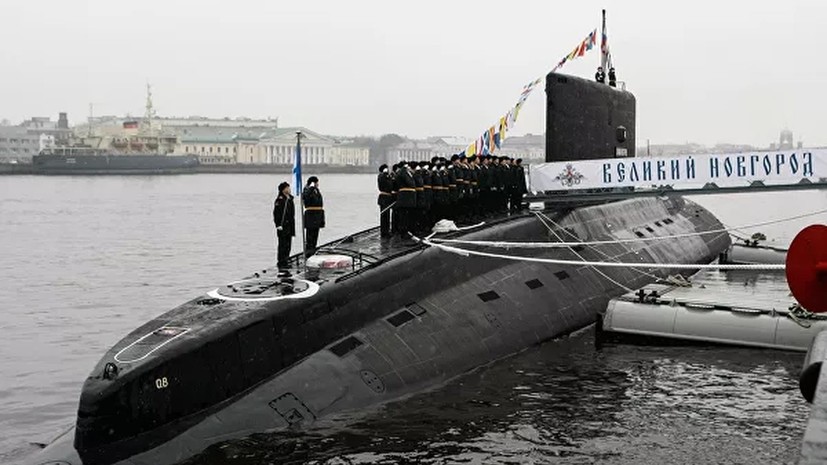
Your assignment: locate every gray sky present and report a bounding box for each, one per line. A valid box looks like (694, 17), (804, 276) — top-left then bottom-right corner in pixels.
(1, 0), (824, 147)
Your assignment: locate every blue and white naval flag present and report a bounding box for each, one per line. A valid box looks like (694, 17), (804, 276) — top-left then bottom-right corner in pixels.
(293, 140), (302, 196)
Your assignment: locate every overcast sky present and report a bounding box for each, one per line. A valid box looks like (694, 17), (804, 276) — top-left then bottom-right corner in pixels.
(1, 0), (824, 147)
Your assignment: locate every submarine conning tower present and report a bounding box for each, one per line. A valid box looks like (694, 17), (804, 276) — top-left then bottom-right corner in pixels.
(545, 72), (636, 163)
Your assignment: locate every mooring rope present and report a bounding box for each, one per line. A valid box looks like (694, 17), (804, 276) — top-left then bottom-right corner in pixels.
(413, 235), (787, 270)
(532, 211), (633, 292)
(428, 207), (827, 249)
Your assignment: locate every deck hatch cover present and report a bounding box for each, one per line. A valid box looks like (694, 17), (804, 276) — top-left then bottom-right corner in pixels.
(525, 279), (544, 290)
(406, 302), (427, 316)
(554, 270), (570, 280)
(645, 226), (655, 233)
(478, 290), (501, 302)
(387, 310), (416, 327)
(634, 231), (645, 238)
(329, 336), (363, 357)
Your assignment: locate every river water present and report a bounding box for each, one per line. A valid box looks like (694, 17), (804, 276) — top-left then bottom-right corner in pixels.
(0, 174), (825, 464)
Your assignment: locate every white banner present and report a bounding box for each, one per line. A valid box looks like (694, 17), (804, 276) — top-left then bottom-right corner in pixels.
(530, 149), (827, 192)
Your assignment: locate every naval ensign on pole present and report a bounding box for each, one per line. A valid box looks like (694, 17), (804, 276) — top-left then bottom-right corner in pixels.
(294, 131), (306, 263)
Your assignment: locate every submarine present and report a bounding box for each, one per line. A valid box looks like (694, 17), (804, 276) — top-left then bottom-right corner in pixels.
(28, 73), (731, 465)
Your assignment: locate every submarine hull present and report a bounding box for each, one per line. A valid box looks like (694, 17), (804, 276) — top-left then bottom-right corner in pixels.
(32, 195), (729, 465)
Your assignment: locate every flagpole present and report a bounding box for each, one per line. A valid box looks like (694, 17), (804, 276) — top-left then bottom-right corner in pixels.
(295, 130), (306, 265)
(601, 9), (607, 71)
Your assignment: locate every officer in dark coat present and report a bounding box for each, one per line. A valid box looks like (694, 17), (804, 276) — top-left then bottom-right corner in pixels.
(421, 162), (433, 231)
(302, 176), (325, 257)
(272, 181), (295, 269)
(394, 161), (417, 237)
(513, 158), (528, 211)
(431, 161), (445, 224)
(446, 156), (459, 220)
(479, 155), (491, 216)
(377, 164), (394, 237)
(595, 66), (606, 83)
(411, 162), (425, 232)
(390, 164), (400, 234)
(608, 67), (617, 87)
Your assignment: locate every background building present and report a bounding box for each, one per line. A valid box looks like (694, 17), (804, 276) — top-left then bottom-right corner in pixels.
(0, 114), (71, 163)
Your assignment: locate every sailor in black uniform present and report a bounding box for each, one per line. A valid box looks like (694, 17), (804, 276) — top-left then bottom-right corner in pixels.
(608, 67), (617, 88)
(377, 164), (394, 237)
(446, 155), (459, 220)
(431, 160), (445, 225)
(302, 176), (325, 257)
(421, 161), (433, 231)
(394, 161), (417, 237)
(390, 164), (400, 235)
(411, 162), (425, 232)
(272, 181), (295, 270)
(595, 66), (606, 83)
(478, 155), (491, 216)
(513, 158), (528, 211)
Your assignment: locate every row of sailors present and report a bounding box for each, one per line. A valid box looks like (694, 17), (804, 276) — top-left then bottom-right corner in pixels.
(377, 154), (528, 238)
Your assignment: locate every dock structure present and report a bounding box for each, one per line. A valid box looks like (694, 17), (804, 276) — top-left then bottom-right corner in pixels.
(597, 269), (827, 352)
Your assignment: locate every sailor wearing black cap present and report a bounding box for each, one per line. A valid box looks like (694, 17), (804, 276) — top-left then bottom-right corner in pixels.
(446, 155), (459, 220)
(377, 164), (394, 237)
(411, 162), (425, 232)
(394, 161), (417, 237)
(513, 158), (528, 211)
(391, 164), (400, 234)
(421, 162), (433, 231)
(302, 176), (325, 257)
(272, 181), (295, 269)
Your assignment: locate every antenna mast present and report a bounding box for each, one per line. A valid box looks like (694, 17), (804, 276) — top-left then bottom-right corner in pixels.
(143, 82), (155, 135)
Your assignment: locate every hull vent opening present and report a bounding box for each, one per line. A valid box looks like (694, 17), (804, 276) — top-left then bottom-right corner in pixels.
(329, 336), (363, 357)
(554, 270), (570, 280)
(526, 279), (544, 290)
(387, 310), (416, 327)
(478, 291), (501, 302)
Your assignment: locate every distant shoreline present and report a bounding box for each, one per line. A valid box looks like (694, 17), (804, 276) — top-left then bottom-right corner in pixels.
(0, 163), (376, 176)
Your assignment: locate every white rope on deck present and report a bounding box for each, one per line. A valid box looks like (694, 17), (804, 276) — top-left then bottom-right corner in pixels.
(427, 207), (827, 249)
(413, 235), (786, 271)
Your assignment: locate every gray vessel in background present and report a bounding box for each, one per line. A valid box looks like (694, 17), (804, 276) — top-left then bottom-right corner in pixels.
(31, 85), (200, 175)
(26, 73), (731, 465)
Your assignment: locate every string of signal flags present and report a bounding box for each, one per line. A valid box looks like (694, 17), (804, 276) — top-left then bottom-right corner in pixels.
(460, 28), (603, 158)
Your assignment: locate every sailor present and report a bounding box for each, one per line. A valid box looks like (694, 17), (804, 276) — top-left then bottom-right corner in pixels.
(467, 155), (480, 219)
(446, 155), (459, 220)
(477, 155), (491, 216)
(390, 164), (400, 234)
(394, 161), (417, 237)
(411, 162), (425, 232)
(431, 160), (445, 224)
(302, 176), (325, 258)
(513, 158), (528, 211)
(377, 164), (394, 238)
(272, 181), (295, 270)
(503, 157), (517, 212)
(595, 66), (606, 84)
(608, 67), (617, 88)
(421, 161), (433, 231)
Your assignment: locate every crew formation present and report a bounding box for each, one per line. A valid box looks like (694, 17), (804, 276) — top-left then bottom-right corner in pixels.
(377, 154), (528, 238)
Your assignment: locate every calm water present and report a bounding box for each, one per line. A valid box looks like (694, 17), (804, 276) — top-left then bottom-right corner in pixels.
(0, 174), (825, 464)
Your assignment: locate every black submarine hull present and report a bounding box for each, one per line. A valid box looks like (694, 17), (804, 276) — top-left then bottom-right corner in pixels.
(30, 195), (730, 465)
(28, 70), (730, 465)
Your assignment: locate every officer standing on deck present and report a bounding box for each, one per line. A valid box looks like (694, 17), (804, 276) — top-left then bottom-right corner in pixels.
(608, 67), (617, 88)
(377, 164), (394, 237)
(446, 155), (459, 220)
(394, 161), (417, 237)
(272, 181), (295, 270)
(479, 155), (491, 216)
(431, 160), (445, 224)
(513, 158), (528, 211)
(391, 164), (400, 235)
(595, 66), (605, 83)
(302, 176), (325, 257)
(421, 161), (433, 231)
